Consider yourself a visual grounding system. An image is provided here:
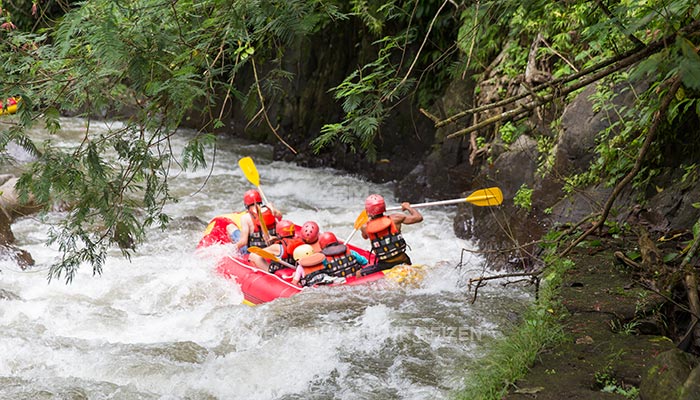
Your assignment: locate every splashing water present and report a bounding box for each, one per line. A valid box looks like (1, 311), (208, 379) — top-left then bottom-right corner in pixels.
(0, 119), (530, 399)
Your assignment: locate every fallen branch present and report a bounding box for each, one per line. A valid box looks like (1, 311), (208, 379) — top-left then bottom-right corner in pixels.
(438, 19), (700, 135)
(614, 251), (642, 270)
(468, 272), (540, 304)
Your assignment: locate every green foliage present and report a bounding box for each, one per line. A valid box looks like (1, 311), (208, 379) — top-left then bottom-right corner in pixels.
(498, 121), (525, 145)
(1, 0), (699, 282)
(595, 364), (640, 399)
(312, 36), (412, 160)
(313, 0), (459, 159)
(1, 0), (348, 281)
(513, 183), (533, 212)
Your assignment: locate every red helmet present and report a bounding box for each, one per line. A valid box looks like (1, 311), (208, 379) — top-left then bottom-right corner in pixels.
(243, 189), (262, 207)
(276, 220), (295, 238)
(301, 221), (320, 243)
(319, 232), (339, 249)
(365, 194), (386, 217)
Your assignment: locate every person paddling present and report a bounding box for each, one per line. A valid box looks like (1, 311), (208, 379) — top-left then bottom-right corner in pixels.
(360, 194), (423, 275)
(319, 232), (368, 278)
(233, 189), (282, 253)
(248, 219), (301, 273)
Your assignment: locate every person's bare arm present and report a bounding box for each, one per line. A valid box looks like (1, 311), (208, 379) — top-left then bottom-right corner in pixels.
(360, 224), (369, 239)
(267, 203), (283, 218)
(235, 214), (252, 249)
(391, 203), (423, 231)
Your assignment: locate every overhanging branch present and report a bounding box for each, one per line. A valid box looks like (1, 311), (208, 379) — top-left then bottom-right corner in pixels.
(438, 19), (700, 138)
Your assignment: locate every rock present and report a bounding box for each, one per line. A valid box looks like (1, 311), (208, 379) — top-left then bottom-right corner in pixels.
(0, 200), (15, 246)
(681, 365), (700, 400)
(0, 245), (35, 269)
(0, 288), (20, 300)
(0, 177), (42, 221)
(396, 78), (477, 203)
(552, 85), (600, 177)
(640, 348), (698, 400)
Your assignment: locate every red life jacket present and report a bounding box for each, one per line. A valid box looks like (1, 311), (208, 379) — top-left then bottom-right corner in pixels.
(322, 243), (362, 277)
(366, 216), (407, 261)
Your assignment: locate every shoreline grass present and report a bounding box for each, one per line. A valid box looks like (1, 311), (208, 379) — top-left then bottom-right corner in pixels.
(454, 256), (573, 399)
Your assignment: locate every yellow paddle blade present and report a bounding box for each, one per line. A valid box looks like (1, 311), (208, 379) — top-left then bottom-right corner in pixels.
(248, 246), (279, 262)
(466, 187), (503, 206)
(238, 157), (260, 187)
(354, 210), (369, 229)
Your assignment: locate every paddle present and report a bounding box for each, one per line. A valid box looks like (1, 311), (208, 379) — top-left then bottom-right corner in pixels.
(238, 156), (270, 205)
(255, 204), (271, 245)
(343, 209), (369, 245)
(385, 187), (503, 211)
(248, 246), (295, 269)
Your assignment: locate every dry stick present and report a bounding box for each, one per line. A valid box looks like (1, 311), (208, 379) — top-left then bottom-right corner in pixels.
(469, 272), (540, 304)
(250, 59), (298, 155)
(614, 251), (642, 270)
(469, 272), (539, 284)
(436, 46), (638, 128)
(436, 19), (700, 130)
(461, 0), (480, 80)
(559, 76), (682, 258)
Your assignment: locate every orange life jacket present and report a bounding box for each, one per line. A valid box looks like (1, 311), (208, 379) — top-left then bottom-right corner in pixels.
(298, 253), (328, 287)
(366, 216), (407, 261)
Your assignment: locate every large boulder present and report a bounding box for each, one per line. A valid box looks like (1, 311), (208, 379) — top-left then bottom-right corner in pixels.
(0, 175), (37, 269)
(0, 176), (42, 220)
(640, 348), (699, 400)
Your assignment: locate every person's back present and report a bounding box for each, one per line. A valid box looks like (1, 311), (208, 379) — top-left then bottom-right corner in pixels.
(360, 194), (422, 275)
(319, 232), (367, 278)
(291, 244), (329, 287)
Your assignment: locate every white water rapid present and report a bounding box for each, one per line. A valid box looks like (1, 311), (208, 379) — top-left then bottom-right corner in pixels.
(0, 118), (530, 399)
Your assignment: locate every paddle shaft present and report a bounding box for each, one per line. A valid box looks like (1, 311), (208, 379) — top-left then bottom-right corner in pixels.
(256, 185), (270, 206)
(344, 229), (359, 245)
(386, 198), (466, 211)
(344, 210), (368, 245)
(255, 204), (271, 245)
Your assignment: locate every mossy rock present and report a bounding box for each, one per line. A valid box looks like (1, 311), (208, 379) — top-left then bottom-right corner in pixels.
(680, 365), (700, 400)
(640, 348), (698, 400)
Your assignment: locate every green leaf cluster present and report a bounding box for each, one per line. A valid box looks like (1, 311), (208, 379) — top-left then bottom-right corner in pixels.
(1, 0), (347, 281)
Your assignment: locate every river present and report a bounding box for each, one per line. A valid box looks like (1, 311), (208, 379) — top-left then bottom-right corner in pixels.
(0, 118), (529, 399)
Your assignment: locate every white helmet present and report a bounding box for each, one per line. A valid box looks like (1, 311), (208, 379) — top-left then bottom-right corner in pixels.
(293, 244), (315, 261)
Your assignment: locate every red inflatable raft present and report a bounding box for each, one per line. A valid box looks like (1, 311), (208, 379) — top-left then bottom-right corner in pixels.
(197, 212), (421, 305)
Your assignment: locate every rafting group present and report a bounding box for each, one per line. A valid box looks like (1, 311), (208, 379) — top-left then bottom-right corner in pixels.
(196, 157), (503, 303)
(232, 188), (424, 287)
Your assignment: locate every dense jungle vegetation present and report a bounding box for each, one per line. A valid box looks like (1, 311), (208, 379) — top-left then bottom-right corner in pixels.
(0, 0), (699, 284)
